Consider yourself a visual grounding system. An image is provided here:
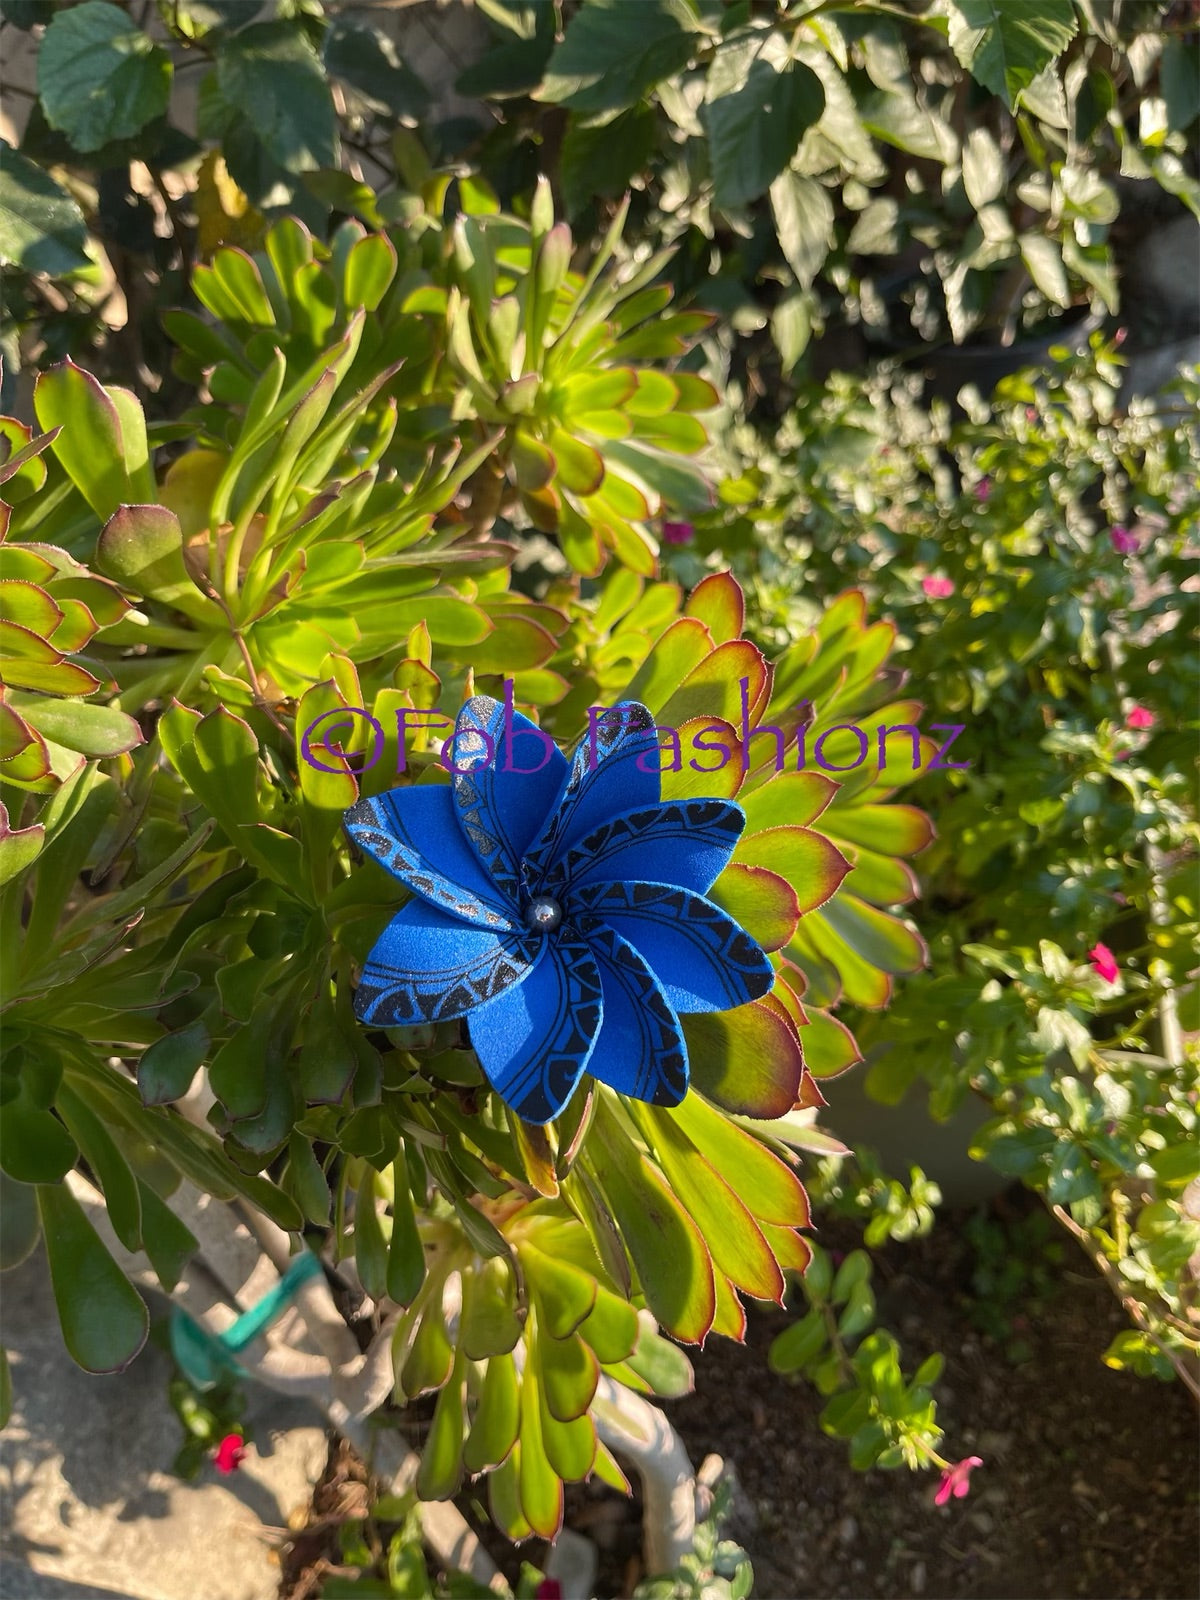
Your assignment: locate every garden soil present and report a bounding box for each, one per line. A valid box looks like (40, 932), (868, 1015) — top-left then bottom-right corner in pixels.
(281, 1186), (1199, 1600)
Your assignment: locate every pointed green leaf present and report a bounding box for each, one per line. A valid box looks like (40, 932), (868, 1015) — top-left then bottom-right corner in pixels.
(587, 1099), (715, 1344)
(683, 1002), (804, 1120)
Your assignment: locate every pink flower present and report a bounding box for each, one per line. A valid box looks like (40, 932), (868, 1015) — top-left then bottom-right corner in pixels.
(662, 520), (694, 545)
(934, 1456), (983, 1506)
(536, 1583), (563, 1600)
(1126, 705), (1155, 730)
(1088, 943), (1120, 983)
(922, 576), (954, 599)
(213, 1434), (247, 1475)
(1025, 406), (1037, 421)
(973, 477), (991, 503)
(1110, 525), (1140, 555)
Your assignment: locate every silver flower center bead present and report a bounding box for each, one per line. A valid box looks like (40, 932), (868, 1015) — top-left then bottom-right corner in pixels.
(524, 895), (562, 933)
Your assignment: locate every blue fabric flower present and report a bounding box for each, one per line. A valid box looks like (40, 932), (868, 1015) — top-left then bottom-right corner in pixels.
(344, 695), (773, 1124)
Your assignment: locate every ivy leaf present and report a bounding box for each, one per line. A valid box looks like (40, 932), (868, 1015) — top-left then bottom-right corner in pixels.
(1019, 232), (1070, 306)
(947, 0), (1078, 109)
(537, 0), (699, 115)
(962, 126), (1005, 210)
(37, 1), (172, 153)
(561, 106), (657, 219)
(216, 20), (338, 175)
(0, 142), (90, 277)
(323, 17), (429, 119)
(769, 170), (834, 288)
(705, 30), (825, 210)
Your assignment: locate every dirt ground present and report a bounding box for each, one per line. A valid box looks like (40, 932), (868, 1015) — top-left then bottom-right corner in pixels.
(281, 1188), (1200, 1600)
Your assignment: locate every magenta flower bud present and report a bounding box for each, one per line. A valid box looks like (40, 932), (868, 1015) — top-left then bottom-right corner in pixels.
(1088, 942), (1120, 983)
(662, 520), (694, 545)
(935, 1457), (983, 1506)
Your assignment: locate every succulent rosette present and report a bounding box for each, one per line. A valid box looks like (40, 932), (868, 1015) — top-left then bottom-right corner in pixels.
(344, 695), (773, 1122)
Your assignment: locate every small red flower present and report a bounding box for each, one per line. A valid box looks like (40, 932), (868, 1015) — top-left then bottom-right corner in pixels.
(535, 1582), (563, 1600)
(213, 1433), (247, 1475)
(1088, 943), (1120, 984)
(662, 520), (694, 545)
(922, 576), (954, 599)
(973, 477), (991, 503)
(1110, 526), (1140, 555)
(934, 1456), (983, 1506)
(1126, 705), (1155, 730)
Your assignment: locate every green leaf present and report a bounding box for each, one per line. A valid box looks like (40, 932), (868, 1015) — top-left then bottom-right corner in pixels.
(56, 1085), (142, 1253)
(136, 1181), (198, 1293)
(522, 1246), (597, 1340)
(771, 290), (812, 376)
(962, 126), (1004, 209)
(216, 20), (338, 174)
(517, 1367), (565, 1539)
(683, 1002), (804, 1119)
(36, 1181), (148, 1373)
(296, 991), (358, 1105)
(1019, 232), (1070, 306)
(34, 361), (131, 522)
(705, 30), (825, 210)
(464, 1350), (520, 1473)
(137, 1020), (209, 1107)
(343, 233), (398, 314)
(1, 1089), (78, 1185)
(0, 799), (45, 886)
(417, 1366), (465, 1500)
(0, 1175), (41, 1271)
(587, 1098), (715, 1344)
(621, 1320), (694, 1397)
(947, 0), (1078, 109)
(387, 1148), (426, 1306)
(670, 1093), (810, 1227)
(0, 141), (90, 276)
(767, 1306), (825, 1373)
(561, 105), (657, 220)
(710, 863), (800, 952)
(539, 1329), (599, 1423)
(769, 170), (834, 288)
(638, 1105), (783, 1301)
(323, 17), (429, 118)
(537, 0), (698, 114)
(733, 825), (851, 916)
(459, 1256), (522, 1359)
(38, 2), (171, 152)
(13, 696), (144, 760)
(1162, 37), (1200, 131)
(578, 1287), (639, 1365)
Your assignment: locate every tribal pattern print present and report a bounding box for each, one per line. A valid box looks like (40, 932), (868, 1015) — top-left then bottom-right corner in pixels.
(343, 695), (773, 1123)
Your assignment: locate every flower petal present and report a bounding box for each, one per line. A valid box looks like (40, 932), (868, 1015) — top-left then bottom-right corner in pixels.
(354, 900), (537, 1026)
(345, 784), (517, 928)
(570, 880), (773, 1014)
(548, 798), (744, 897)
(448, 694), (568, 902)
(525, 702), (661, 881)
(467, 937), (604, 1124)
(577, 918), (688, 1106)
